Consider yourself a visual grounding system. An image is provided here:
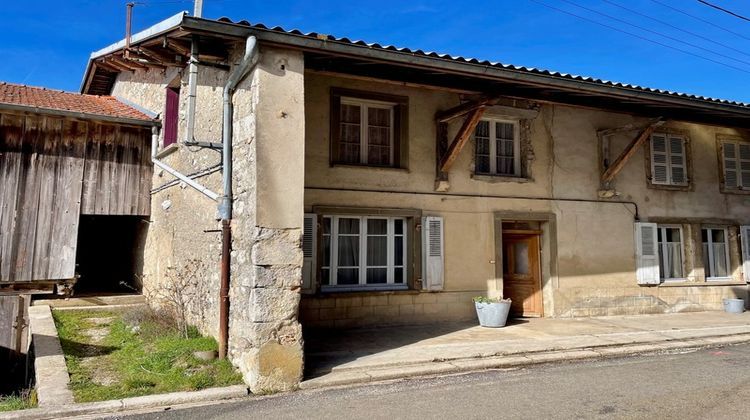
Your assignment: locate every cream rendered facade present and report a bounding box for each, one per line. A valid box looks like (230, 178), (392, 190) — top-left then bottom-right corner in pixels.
(91, 22), (750, 391)
(301, 71), (750, 326)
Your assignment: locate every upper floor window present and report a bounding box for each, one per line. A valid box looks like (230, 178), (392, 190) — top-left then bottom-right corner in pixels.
(474, 119), (520, 177)
(721, 140), (750, 191)
(650, 133), (687, 186)
(163, 86), (180, 147)
(330, 88), (408, 168)
(702, 228), (730, 280)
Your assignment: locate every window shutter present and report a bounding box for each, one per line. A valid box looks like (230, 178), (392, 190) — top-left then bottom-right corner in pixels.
(742, 225), (750, 283)
(302, 214), (316, 294)
(635, 222), (660, 285)
(422, 216), (445, 291)
(740, 144), (750, 188)
(724, 143), (739, 189)
(650, 135), (669, 184)
(668, 136), (687, 185)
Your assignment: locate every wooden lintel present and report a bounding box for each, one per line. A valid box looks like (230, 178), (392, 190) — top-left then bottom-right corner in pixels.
(439, 106), (486, 172)
(436, 97), (497, 123)
(601, 118), (665, 183)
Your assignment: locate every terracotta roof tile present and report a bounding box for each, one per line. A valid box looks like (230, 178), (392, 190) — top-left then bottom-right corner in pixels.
(0, 82), (154, 122)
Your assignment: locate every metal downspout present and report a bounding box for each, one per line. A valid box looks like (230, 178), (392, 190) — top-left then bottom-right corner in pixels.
(218, 36), (259, 360)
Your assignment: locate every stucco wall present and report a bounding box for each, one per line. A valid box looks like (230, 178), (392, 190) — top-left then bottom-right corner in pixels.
(301, 72), (750, 325)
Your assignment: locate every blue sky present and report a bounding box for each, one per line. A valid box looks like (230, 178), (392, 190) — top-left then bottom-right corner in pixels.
(2, 0), (750, 102)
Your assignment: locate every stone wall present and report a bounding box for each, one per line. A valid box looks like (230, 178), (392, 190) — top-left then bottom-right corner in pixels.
(111, 44), (307, 393)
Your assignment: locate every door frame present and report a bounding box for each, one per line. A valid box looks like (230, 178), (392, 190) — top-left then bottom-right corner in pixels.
(493, 212), (558, 318)
(502, 233), (543, 317)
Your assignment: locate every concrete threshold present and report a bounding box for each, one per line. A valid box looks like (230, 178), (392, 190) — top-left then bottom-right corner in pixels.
(301, 318), (750, 390)
(0, 385), (249, 420)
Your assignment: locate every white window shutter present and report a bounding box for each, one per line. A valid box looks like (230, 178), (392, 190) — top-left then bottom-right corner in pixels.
(635, 222), (660, 285)
(668, 136), (686, 185)
(422, 216), (445, 291)
(302, 214), (316, 294)
(651, 135), (669, 184)
(742, 225), (750, 283)
(724, 143), (739, 189)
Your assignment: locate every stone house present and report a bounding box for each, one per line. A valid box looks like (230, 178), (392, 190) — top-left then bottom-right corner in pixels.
(80, 13), (750, 391)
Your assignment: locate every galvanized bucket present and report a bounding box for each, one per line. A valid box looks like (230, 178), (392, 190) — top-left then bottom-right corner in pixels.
(723, 298), (745, 314)
(475, 301), (511, 328)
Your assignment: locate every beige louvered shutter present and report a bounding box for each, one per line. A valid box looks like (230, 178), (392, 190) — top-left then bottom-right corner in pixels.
(668, 136), (687, 185)
(740, 144), (750, 189)
(651, 135), (669, 184)
(724, 142), (739, 189)
(302, 214), (316, 294)
(635, 222), (660, 285)
(422, 216), (444, 291)
(742, 226), (750, 283)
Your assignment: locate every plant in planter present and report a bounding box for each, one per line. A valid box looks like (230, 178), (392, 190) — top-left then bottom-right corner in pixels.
(473, 296), (512, 328)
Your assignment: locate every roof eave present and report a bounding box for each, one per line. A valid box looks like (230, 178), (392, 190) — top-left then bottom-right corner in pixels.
(80, 11), (188, 93)
(0, 102), (160, 127)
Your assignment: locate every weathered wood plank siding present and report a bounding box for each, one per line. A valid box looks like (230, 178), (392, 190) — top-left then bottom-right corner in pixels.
(80, 123), (152, 216)
(0, 111), (152, 282)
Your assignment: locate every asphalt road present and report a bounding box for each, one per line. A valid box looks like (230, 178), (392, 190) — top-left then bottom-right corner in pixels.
(115, 344), (750, 420)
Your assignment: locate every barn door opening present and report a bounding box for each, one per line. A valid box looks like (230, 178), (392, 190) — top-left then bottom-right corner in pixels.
(73, 215), (147, 295)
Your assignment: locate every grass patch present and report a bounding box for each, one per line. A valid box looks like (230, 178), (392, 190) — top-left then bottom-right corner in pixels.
(0, 390), (35, 412)
(53, 309), (243, 403)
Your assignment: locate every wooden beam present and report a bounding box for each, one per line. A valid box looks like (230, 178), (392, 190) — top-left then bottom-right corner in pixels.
(436, 97), (496, 123)
(597, 118), (663, 137)
(165, 39), (191, 56)
(109, 55), (148, 70)
(439, 106), (486, 172)
(137, 47), (182, 66)
(601, 118), (664, 183)
(100, 58), (133, 72)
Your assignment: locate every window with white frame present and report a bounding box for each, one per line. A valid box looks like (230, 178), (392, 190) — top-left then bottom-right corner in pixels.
(721, 140), (750, 190)
(338, 98), (395, 166)
(474, 119), (521, 176)
(321, 216), (407, 290)
(657, 225), (685, 280)
(702, 228), (730, 280)
(650, 134), (687, 186)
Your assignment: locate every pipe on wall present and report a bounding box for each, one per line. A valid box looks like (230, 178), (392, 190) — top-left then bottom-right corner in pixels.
(150, 126), (220, 201)
(218, 36), (259, 360)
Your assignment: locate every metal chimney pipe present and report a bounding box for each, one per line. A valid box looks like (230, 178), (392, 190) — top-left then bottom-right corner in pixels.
(193, 0), (203, 18)
(125, 3), (134, 53)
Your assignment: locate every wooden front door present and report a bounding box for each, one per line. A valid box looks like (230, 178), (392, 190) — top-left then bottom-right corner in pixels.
(503, 234), (543, 317)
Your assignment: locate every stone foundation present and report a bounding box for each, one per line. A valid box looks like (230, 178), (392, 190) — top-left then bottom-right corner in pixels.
(300, 291), (479, 328)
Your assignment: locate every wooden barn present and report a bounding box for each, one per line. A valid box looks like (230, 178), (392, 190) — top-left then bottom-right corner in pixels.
(0, 82), (158, 295)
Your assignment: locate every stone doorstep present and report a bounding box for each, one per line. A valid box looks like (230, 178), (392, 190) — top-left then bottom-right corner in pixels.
(309, 326), (750, 374)
(300, 334), (750, 390)
(32, 294), (146, 308)
(0, 385), (250, 420)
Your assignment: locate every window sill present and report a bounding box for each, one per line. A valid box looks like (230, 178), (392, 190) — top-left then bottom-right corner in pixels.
(155, 143), (178, 159)
(647, 182), (690, 192)
(330, 163), (409, 173)
(318, 286), (413, 296)
(657, 280), (746, 287)
(720, 187), (750, 195)
(471, 174), (532, 184)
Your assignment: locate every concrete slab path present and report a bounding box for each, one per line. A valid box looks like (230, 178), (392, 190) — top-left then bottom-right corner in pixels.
(302, 311), (750, 389)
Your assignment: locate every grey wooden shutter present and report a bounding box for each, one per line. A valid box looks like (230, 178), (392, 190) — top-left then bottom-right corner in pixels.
(651, 134), (669, 184)
(742, 225), (750, 283)
(668, 136), (687, 185)
(302, 214), (316, 294)
(724, 142), (739, 189)
(422, 216), (444, 291)
(635, 222), (660, 285)
(740, 144), (750, 188)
